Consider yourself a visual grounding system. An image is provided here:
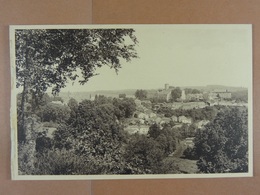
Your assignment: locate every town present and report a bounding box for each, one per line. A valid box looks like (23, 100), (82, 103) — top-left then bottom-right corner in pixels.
(17, 82), (248, 175)
(115, 84), (247, 136)
(51, 83), (247, 143)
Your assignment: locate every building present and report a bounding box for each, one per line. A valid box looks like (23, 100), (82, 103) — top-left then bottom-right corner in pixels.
(181, 102), (207, 110)
(209, 90), (232, 100)
(194, 120), (210, 129)
(180, 90), (186, 101)
(171, 115), (178, 122)
(184, 137), (195, 148)
(186, 93), (204, 101)
(165, 83), (169, 90)
(134, 112), (149, 120)
(157, 90), (172, 102)
(147, 89), (172, 102)
(124, 125), (149, 134)
(178, 116), (192, 124)
(134, 99), (142, 106)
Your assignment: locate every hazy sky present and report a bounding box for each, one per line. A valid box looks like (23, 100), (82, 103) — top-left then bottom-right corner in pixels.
(54, 25), (252, 92)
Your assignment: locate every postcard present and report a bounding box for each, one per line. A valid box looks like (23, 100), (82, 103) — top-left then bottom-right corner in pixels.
(10, 24), (252, 180)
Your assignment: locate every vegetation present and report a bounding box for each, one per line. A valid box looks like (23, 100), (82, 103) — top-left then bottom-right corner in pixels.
(185, 88), (201, 94)
(157, 106), (218, 122)
(16, 29), (249, 175)
(171, 87), (182, 102)
(124, 123), (179, 174)
(16, 28), (138, 143)
(231, 90), (248, 102)
(184, 107), (248, 173)
(18, 90), (249, 175)
(135, 89), (148, 100)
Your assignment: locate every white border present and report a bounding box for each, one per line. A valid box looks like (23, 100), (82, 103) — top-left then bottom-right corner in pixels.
(10, 24), (253, 180)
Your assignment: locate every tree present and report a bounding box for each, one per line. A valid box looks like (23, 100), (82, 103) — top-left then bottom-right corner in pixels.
(135, 89), (148, 100)
(124, 134), (164, 174)
(185, 88), (201, 94)
(148, 123), (161, 139)
(171, 87), (182, 102)
(67, 98), (78, 111)
(194, 107), (248, 173)
(113, 98), (136, 119)
(49, 99), (128, 174)
(16, 28), (138, 142)
(40, 103), (71, 123)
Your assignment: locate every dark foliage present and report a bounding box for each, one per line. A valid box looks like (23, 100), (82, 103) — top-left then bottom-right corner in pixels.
(16, 28), (138, 143)
(135, 89), (148, 100)
(194, 107), (248, 173)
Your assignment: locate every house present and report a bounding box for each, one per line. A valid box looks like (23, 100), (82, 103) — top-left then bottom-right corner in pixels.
(134, 112), (149, 120)
(124, 125), (149, 135)
(209, 90), (232, 100)
(51, 100), (65, 105)
(155, 117), (162, 124)
(161, 117), (172, 124)
(184, 137), (195, 148)
(141, 100), (152, 108)
(134, 99), (142, 106)
(180, 102), (207, 110)
(148, 112), (157, 118)
(171, 115), (178, 122)
(147, 84), (172, 102)
(173, 124), (183, 129)
(157, 90), (172, 102)
(178, 116), (192, 124)
(186, 93), (204, 101)
(180, 90), (186, 100)
(195, 120), (210, 129)
(147, 90), (160, 100)
(172, 102), (183, 110)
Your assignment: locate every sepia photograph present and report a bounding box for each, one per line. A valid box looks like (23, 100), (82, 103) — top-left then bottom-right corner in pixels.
(10, 24), (252, 180)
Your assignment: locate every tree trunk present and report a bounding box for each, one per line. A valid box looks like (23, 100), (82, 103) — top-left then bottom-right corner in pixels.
(18, 79), (28, 143)
(18, 33), (31, 143)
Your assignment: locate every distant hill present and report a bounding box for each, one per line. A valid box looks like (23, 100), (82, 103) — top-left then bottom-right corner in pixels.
(182, 85), (247, 92)
(55, 85), (248, 103)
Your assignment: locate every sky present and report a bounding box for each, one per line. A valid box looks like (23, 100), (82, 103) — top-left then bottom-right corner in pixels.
(16, 25), (253, 93)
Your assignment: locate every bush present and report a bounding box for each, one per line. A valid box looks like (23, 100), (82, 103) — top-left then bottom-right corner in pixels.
(34, 149), (90, 175)
(18, 142), (36, 175)
(183, 147), (198, 160)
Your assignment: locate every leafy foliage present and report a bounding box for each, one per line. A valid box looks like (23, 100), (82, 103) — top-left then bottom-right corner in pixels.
(34, 148), (90, 175)
(184, 88), (201, 94)
(16, 29), (138, 95)
(124, 134), (164, 174)
(39, 102), (71, 123)
(148, 123), (161, 139)
(194, 107), (248, 173)
(125, 123), (178, 174)
(113, 98), (136, 119)
(157, 105), (218, 122)
(171, 87), (182, 102)
(16, 28), (138, 143)
(135, 89), (148, 100)
(49, 99), (135, 174)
